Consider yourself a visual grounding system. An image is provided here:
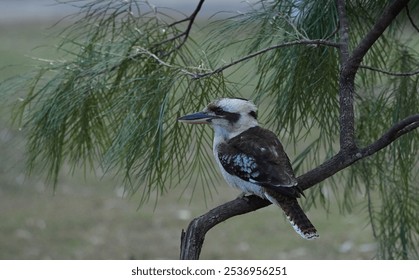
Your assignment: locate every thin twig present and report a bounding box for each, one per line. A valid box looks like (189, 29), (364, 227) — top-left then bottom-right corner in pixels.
(134, 47), (178, 69)
(360, 65), (419, 77)
(191, 39), (339, 79)
(325, 23), (340, 40)
(406, 4), (419, 33)
(132, 47), (211, 76)
(155, 0), (205, 55)
(168, 0), (204, 28)
(107, 0), (205, 67)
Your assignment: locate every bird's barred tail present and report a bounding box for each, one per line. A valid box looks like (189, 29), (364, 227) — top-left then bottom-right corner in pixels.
(264, 190), (319, 240)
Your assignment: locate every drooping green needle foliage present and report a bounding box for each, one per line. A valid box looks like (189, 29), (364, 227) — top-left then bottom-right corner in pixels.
(3, 0), (419, 259)
(9, 0), (233, 201)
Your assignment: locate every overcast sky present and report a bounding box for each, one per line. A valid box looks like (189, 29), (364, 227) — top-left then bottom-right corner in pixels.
(0, 0), (257, 23)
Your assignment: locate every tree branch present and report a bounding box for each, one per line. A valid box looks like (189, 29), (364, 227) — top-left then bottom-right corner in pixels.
(336, 0), (350, 64)
(180, 195), (270, 260)
(337, 0), (410, 152)
(347, 0), (411, 73)
(406, 4), (419, 33)
(359, 65), (419, 77)
(298, 115), (419, 190)
(106, 0), (205, 72)
(190, 39), (339, 79)
(337, 0), (356, 151)
(154, 0), (205, 55)
(180, 114), (419, 259)
(359, 114), (419, 157)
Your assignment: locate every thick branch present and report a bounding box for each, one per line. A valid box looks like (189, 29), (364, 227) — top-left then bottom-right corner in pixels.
(180, 115), (419, 259)
(180, 196), (270, 260)
(359, 114), (419, 157)
(337, 0), (356, 151)
(336, 0), (350, 64)
(298, 116), (419, 189)
(337, 0), (410, 152)
(347, 0), (411, 73)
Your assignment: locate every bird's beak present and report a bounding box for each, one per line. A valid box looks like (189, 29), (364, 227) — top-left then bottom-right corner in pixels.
(177, 112), (214, 124)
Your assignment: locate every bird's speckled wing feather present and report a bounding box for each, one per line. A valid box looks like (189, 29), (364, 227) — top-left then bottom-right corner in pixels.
(217, 126), (302, 197)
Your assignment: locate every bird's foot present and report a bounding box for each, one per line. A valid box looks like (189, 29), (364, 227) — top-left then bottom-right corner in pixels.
(237, 192), (251, 203)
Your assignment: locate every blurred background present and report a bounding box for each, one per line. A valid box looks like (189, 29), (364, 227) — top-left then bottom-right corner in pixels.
(0, 0), (376, 259)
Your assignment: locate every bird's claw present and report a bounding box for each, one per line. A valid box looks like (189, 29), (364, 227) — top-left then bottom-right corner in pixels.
(238, 192), (251, 202)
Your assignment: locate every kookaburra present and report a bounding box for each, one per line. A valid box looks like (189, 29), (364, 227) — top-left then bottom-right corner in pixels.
(178, 97), (318, 240)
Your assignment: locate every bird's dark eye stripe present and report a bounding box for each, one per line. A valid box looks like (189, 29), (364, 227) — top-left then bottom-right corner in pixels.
(225, 112), (240, 123)
(208, 105), (225, 115)
(207, 104), (241, 122)
(249, 110), (257, 119)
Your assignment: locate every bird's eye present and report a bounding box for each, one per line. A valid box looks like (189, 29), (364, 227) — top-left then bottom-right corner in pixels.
(214, 107), (224, 115)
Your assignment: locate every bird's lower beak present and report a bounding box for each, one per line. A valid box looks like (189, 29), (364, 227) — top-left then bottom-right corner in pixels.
(177, 112), (213, 124)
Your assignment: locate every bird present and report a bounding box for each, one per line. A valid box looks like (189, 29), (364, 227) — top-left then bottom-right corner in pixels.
(178, 97), (318, 240)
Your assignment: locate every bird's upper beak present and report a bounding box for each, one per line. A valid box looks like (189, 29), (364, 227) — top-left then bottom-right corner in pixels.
(177, 112), (215, 124)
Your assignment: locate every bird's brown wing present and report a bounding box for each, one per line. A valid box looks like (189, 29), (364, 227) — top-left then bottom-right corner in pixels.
(217, 126), (302, 197)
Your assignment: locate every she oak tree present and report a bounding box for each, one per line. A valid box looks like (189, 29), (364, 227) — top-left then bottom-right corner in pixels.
(5, 0), (419, 259)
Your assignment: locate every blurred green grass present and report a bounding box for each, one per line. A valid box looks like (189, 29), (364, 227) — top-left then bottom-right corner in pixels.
(0, 22), (377, 260)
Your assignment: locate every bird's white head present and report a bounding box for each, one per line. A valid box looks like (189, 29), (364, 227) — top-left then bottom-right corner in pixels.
(178, 98), (259, 139)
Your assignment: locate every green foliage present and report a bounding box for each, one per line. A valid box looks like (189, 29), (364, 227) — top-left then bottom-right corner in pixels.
(8, 0), (234, 200)
(2, 0), (419, 259)
(354, 44), (419, 260)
